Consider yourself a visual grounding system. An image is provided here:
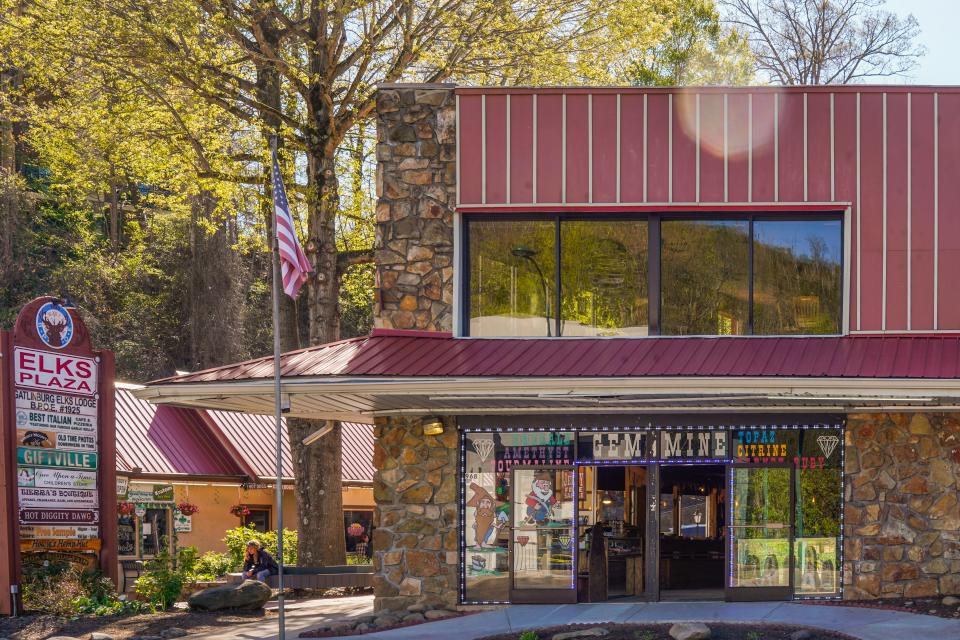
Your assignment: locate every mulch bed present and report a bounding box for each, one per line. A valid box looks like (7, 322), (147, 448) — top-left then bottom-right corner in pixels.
(300, 610), (478, 637)
(803, 595), (960, 620)
(0, 608), (267, 640)
(477, 623), (855, 640)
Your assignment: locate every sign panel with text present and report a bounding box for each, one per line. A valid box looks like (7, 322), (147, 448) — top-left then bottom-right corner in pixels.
(13, 347), (98, 396)
(18, 487), (98, 509)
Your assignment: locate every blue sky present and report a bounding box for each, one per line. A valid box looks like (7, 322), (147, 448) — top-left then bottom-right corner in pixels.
(883, 0), (959, 84)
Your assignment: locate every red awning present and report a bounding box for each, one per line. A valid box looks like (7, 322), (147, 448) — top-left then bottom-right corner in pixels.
(151, 331), (960, 383)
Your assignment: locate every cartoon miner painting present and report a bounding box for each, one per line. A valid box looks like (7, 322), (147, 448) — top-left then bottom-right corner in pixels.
(525, 471), (556, 525)
(467, 482), (502, 547)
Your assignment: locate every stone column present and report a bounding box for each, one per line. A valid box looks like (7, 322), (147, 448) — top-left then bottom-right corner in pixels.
(374, 84), (456, 332)
(371, 416), (459, 612)
(844, 412), (960, 599)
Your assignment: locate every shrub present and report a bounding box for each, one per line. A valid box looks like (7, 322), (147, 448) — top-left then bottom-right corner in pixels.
(192, 551), (233, 581)
(134, 551), (186, 611)
(21, 560), (87, 616)
(519, 631), (539, 640)
(224, 524), (298, 570)
(177, 546), (200, 577)
(21, 562), (144, 616)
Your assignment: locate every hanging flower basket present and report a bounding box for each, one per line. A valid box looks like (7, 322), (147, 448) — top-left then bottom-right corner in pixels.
(347, 522), (365, 537)
(230, 504), (251, 518)
(178, 502), (199, 516)
(117, 501), (136, 516)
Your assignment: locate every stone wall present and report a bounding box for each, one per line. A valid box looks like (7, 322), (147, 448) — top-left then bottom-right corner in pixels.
(374, 85), (456, 332)
(371, 416), (459, 612)
(844, 412), (960, 599)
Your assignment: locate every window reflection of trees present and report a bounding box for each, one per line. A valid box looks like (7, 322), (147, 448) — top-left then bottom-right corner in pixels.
(468, 216), (842, 337)
(661, 220), (750, 335)
(754, 220), (842, 335)
(561, 221), (648, 336)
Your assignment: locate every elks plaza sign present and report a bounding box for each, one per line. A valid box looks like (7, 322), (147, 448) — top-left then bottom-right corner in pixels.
(0, 297), (118, 614)
(14, 348), (98, 395)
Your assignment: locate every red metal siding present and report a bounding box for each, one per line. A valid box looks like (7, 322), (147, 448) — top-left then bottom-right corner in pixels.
(509, 94), (534, 203)
(938, 94), (960, 328)
(537, 94), (563, 203)
(726, 93), (750, 203)
(859, 93), (884, 331)
(672, 94), (697, 202)
(620, 94), (645, 202)
(886, 93), (909, 331)
(911, 93), (936, 330)
(807, 93), (832, 202)
(455, 86), (960, 335)
(566, 94), (590, 203)
(592, 94), (618, 204)
(778, 93), (805, 201)
(484, 94), (507, 204)
(751, 93), (776, 202)
(647, 94), (670, 202)
(699, 93), (725, 202)
(458, 94), (483, 204)
(834, 92), (858, 328)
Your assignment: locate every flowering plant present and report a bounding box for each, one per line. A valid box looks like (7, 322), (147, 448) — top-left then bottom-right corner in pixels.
(177, 502), (199, 516)
(117, 501), (136, 516)
(230, 504), (251, 518)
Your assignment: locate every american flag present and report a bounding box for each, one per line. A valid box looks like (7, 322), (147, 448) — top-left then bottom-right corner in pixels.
(272, 146), (312, 298)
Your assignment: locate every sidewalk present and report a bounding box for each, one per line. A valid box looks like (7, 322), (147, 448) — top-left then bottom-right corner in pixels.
(182, 596), (960, 640)
(187, 595), (373, 640)
(341, 601), (960, 640)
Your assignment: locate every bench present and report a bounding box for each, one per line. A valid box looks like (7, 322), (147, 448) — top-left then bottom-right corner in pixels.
(120, 559), (144, 593)
(265, 565), (373, 590)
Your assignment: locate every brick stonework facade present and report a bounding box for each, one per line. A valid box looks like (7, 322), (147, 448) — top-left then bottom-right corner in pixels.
(371, 416), (459, 611)
(844, 413), (960, 599)
(374, 85), (456, 332)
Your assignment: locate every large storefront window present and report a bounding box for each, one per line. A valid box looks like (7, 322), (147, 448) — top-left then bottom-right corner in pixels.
(460, 421), (843, 605)
(661, 220), (750, 335)
(560, 221), (648, 336)
(469, 220), (556, 336)
(463, 431), (574, 602)
(753, 220), (842, 335)
(464, 214), (843, 337)
(794, 429), (842, 597)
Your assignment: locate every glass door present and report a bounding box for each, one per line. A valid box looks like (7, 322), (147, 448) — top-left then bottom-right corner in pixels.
(727, 465), (793, 601)
(510, 467), (577, 603)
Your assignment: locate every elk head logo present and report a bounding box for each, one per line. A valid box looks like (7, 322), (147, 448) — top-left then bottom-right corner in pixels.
(35, 302), (73, 348)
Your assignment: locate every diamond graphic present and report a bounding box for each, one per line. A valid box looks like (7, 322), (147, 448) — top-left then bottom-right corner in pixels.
(472, 439), (495, 462)
(817, 434), (839, 459)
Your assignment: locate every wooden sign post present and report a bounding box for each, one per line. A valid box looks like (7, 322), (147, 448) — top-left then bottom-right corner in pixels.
(0, 297), (117, 615)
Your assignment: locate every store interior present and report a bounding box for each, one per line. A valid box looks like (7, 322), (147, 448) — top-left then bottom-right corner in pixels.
(578, 464), (727, 601)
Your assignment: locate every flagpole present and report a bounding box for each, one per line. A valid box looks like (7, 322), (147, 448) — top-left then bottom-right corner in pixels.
(270, 135), (286, 640)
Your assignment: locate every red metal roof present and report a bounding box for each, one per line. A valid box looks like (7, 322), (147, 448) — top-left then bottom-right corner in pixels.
(115, 385), (247, 477)
(116, 385), (374, 483)
(150, 333), (960, 383)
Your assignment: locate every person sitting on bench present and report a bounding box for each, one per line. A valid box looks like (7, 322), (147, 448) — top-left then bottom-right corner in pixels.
(242, 540), (278, 582)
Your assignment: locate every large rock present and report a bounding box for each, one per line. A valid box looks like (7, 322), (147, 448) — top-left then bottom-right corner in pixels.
(669, 623), (711, 640)
(187, 579), (272, 611)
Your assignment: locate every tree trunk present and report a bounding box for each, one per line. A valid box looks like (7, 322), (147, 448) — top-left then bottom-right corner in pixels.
(255, 41), (301, 353)
(282, 132), (346, 567)
(304, 139), (341, 346)
(286, 419), (346, 566)
(188, 190), (244, 369)
(0, 65), (22, 287)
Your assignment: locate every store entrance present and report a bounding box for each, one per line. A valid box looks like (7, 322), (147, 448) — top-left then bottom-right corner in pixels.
(657, 465), (726, 600)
